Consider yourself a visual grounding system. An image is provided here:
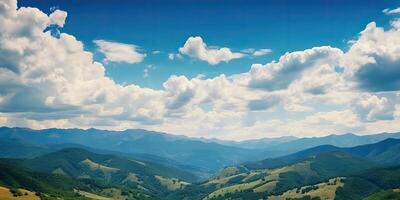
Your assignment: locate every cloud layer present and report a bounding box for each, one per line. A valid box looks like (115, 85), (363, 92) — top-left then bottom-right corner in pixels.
(0, 0), (399, 140)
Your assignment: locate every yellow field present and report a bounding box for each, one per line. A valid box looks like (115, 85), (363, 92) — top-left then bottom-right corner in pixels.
(0, 186), (40, 200)
(268, 177), (345, 200)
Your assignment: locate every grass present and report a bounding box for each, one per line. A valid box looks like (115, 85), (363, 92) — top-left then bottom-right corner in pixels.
(203, 161), (319, 199)
(76, 190), (113, 200)
(204, 174), (244, 187)
(79, 159), (119, 174)
(98, 188), (127, 200)
(204, 179), (264, 199)
(0, 186), (40, 200)
(51, 168), (67, 176)
(122, 172), (142, 184)
(155, 175), (190, 191)
(268, 177), (345, 200)
(212, 167), (243, 179)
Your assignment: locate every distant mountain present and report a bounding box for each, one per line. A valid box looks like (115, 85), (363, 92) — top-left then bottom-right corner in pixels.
(1, 127), (399, 173)
(200, 136), (298, 149)
(0, 138), (50, 158)
(245, 138), (400, 170)
(261, 132), (400, 158)
(0, 127), (267, 172)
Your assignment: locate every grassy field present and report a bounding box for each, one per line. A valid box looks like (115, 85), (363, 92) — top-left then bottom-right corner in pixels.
(0, 186), (40, 200)
(155, 175), (190, 191)
(76, 190), (113, 200)
(205, 179), (264, 199)
(203, 160), (316, 199)
(268, 177), (345, 200)
(80, 159), (119, 174)
(122, 172), (142, 184)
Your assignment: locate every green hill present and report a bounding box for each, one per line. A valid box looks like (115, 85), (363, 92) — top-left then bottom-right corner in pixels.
(0, 160), (99, 200)
(14, 148), (197, 197)
(335, 166), (400, 200)
(167, 151), (374, 200)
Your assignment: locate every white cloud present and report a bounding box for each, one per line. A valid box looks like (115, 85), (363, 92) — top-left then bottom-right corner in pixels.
(342, 21), (400, 92)
(383, 7), (400, 15)
(143, 64), (154, 78)
(241, 48), (272, 57)
(168, 53), (182, 60)
(353, 94), (394, 122)
(179, 36), (245, 65)
(248, 46), (343, 91)
(49, 9), (67, 27)
(253, 49), (272, 56)
(94, 40), (145, 64)
(1, 0), (400, 140)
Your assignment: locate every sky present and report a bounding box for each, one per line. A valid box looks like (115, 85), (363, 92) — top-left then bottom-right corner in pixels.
(0, 0), (400, 140)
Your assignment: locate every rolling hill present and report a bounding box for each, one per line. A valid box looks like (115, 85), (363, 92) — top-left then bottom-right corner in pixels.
(15, 148), (198, 195)
(167, 151), (375, 199)
(167, 138), (400, 200)
(0, 147), (210, 199)
(0, 160), (103, 200)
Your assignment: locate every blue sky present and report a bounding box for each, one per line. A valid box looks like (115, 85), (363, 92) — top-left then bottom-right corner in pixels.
(19, 0), (397, 88)
(1, 0), (400, 140)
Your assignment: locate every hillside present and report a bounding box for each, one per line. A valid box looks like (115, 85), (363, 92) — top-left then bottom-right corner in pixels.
(166, 138), (400, 200)
(0, 160), (100, 200)
(335, 166), (400, 200)
(167, 151), (375, 200)
(16, 148), (199, 196)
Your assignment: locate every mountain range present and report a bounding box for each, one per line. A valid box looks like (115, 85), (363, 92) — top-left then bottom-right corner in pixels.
(1, 127), (400, 199)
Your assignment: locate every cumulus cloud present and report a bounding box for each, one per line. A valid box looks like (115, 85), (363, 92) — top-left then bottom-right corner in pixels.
(49, 9), (67, 27)
(343, 21), (400, 92)
(248, 46), (343, 91)
(0, 0), (165, 125)
(353, 94), (395, 122)
(179, 36), (245, 65)
(1, 0), (400, 140)
(383, 7), (400, 15)
(94, 40), (145, 64)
